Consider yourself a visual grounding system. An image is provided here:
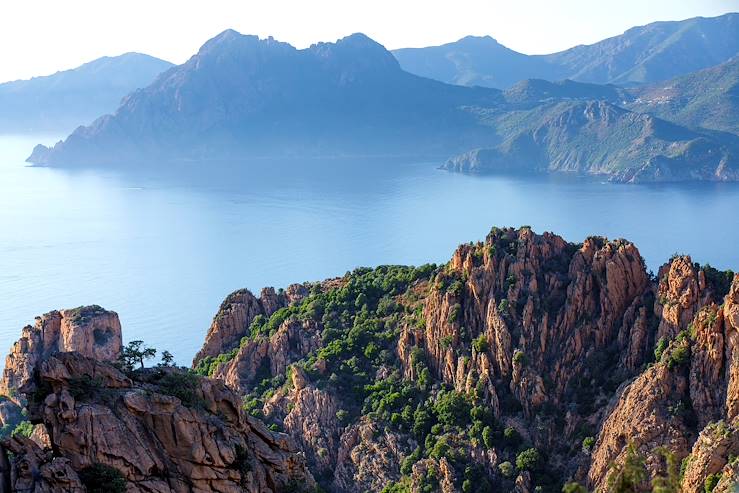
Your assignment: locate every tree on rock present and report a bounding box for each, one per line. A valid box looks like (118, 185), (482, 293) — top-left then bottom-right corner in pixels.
(118, 340), (156, 371)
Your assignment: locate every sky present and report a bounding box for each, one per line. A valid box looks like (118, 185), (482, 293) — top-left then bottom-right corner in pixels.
(1, 0), (738, 83)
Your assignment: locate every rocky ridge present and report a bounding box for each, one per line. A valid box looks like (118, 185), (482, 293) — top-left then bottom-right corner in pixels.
(0, 306), (315, 492)
(194, 226), (738, 492)
(2, 226), (738, 492)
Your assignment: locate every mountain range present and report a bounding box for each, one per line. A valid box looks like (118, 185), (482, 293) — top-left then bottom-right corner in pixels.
(0, 53), (172, 133)
(393, 13), (739, 88)
(24, 14), (739, 183)
(27, 31), (501, 166)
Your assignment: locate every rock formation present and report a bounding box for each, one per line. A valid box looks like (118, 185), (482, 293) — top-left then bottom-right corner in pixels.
(194, 226), (739, 492)
(4, 226), (739, 492)
(1, 306), (122, 401)
(0, 308), (315, 493)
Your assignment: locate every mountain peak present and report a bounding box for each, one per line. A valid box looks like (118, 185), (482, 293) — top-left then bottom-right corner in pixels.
(310, 33), (400, 75)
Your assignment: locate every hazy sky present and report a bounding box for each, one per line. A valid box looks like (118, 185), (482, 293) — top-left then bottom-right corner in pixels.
(1, 0), (738, 83)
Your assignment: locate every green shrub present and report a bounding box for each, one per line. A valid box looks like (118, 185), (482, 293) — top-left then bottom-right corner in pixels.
(433, 390), (471, 427)
(336, 409), (349, 424)
(482, 426), (494, 449)
(516, 448), (540, 471)
(513, 349), (526, 366)
(155, 370), (204, 408)
(11, 421), (33, 438)
(504, 426), (520, 444)
(462, 479), (473, 492)
(668, 344), (690, 370)
(78, 463), (127, 493)
(400, 447), (421, 475)
(705, 473), (721, 493)
(654, 337), (668, 362)
(582, 436), (595, 452)
(562, 482), (588, 493)
(472, 334), (488, 353)
(498, 461), (514, 478)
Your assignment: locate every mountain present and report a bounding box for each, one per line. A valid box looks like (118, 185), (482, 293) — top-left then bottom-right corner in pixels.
(626, 56), (739, 135)
(392, 35), (553, 89)
(5, 226), (737, 492)
(442, 99), (739, 182)
(393, 13), (739, 88)
(27, 30), (739, 183)
(0, 53), (173, 133)
(27, 30), (502, 167)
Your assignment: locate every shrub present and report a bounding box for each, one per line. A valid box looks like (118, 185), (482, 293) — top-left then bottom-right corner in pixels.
(582, 436), (595, 452)
(498, 461), (514, 478)
(472, 335), (488, 353)
(412, 407), (433, 438)
(513, 349), (526, 366)
(705, 473), (721, 493)
(434, 390), (471, 427)
(155, 370), (203, 408)
(482, 426), (494, 449)
(78, 463), (127, 493)
(336, 409), (349, 424)
(606, 444), (647, 493)
(498, 299), (510, 314)
(516, 448), (540, 471)
(400, 447), (421, 475)
(562, 483), (588, 493)
(654, 337), (668, 362)
(11, 421), (33, 438)
(504, 426), (520, 444)
(668, 344), (690, 370)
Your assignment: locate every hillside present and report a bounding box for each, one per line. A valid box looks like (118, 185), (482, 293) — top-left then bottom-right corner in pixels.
(445, 100), (739, 183)
(393, 13), (739, 88)
(0, 53), (172, 133)
(626, 56), (739, 135)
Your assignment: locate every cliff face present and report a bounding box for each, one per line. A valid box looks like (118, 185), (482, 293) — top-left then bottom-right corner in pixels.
(0, 309), (315, 493)
(1, 306), (122, 401)
(196, 226), (739, 492)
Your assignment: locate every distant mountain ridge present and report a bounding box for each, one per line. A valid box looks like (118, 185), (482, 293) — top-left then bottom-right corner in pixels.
(28, 31), (502, 166)
(0, 53), (173, 133)
(393, 13), (739, 88)
(27, 30), (739, 183)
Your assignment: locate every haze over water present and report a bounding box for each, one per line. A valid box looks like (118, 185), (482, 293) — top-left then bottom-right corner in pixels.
(1, 134), (737, 364)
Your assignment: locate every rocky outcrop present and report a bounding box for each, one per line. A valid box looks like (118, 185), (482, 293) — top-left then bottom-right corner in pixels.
(3, 351), (314, 493)
(0, 435), (84, 492)
(212, 319), (321, 393)
(680, 421), (739, 493)
(193, 285), (308, 366)
(333, 419), (412, 492)
(654, 256), (711, 340)
(400, 228), (652, 427)
(0, 306), (122, 401)
(587, 362), (692, 489)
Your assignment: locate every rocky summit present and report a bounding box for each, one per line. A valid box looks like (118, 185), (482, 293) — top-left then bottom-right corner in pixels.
(2, 226), (739, 492)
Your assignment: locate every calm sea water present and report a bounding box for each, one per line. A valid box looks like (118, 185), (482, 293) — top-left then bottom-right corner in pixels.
(1, 134), (738, 365)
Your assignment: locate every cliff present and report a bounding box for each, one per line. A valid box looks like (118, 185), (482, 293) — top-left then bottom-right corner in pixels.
(0, 307), (315, 492)
(195, 226), (738, 492)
